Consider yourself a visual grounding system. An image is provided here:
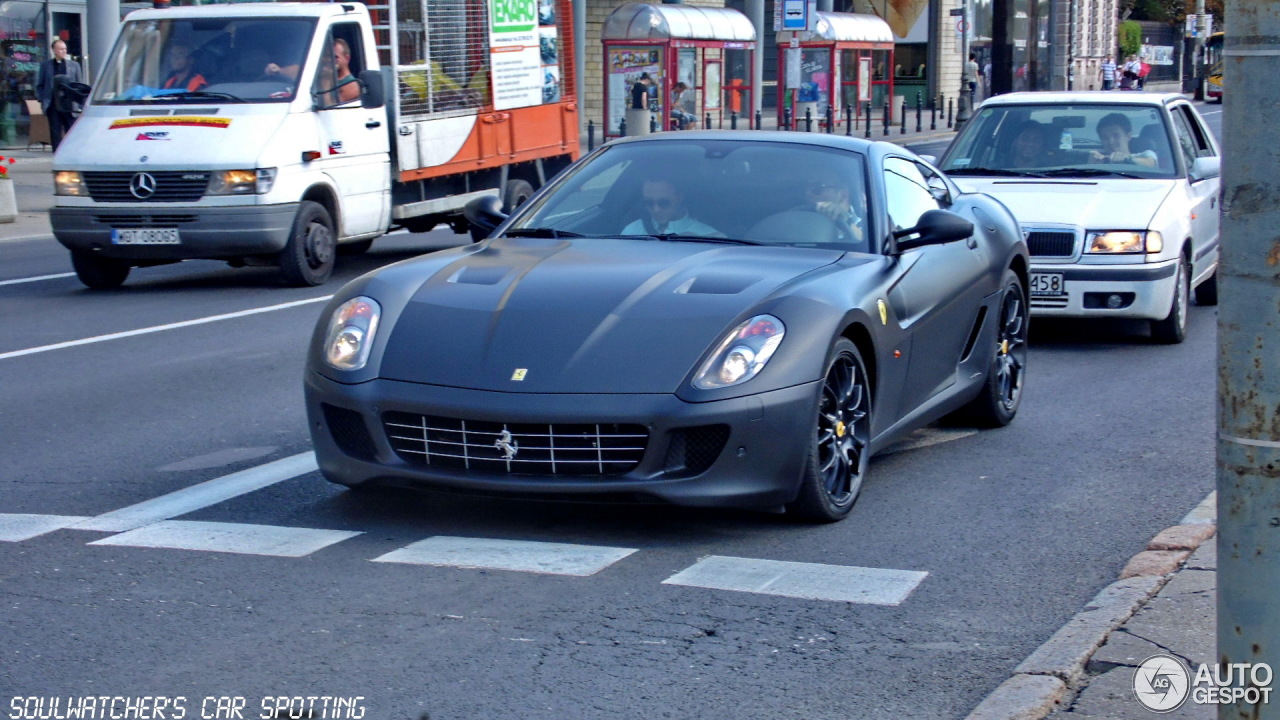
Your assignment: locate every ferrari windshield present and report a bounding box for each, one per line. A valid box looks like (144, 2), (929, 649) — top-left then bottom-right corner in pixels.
(940, 103), (1179, 179)
(92, 16), (316, 104)
(510, 139), (873, 252)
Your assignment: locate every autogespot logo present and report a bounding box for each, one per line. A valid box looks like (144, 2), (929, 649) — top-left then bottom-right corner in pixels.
(1134, 654), (1192, 712)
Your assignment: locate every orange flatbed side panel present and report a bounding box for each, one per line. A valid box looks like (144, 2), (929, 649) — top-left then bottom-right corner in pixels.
(398, 103), (581, 184)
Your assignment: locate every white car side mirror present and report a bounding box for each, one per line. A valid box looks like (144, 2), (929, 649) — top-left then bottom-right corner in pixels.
(1189, 156), (1221, 182)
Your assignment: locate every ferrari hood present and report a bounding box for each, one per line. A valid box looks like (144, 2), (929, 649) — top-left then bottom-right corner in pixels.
(377, 237), (842, 394)
(951, 178), (1174, 229)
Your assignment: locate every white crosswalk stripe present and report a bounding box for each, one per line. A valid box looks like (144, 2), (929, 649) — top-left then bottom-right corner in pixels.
(88, 520), (361, 558)
(0, 513), (91, 542)
(662, 556), (928, 605)
(373, 536), (638, 576)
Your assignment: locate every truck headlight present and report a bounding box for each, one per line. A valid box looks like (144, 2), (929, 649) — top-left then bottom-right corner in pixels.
(54, 171), (86, 196)
(693, 315), (785, 390)
(207, 168), (277, 195)
(1086, 231), (1163, 254)
(323, 296), (381, 371)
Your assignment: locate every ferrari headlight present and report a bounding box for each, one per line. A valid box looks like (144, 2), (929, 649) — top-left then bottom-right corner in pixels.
(693, 315), (785, 390)
(54, 171), (86, 196)
(1087, 231), (1163, 254)
(323, 296), (380, 371)
(207, 168), (277, 195)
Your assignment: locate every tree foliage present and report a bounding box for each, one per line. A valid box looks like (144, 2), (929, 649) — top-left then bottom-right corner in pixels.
(1119, 20), (1144, 56)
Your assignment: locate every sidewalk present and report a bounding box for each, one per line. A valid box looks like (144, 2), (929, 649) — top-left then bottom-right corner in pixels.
(967, 493), (1217, 720)
(0, 146), (55, 242)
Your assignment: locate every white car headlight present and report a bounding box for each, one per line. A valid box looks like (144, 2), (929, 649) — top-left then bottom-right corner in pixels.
(693, 314), (785, 390)
(1087, 230), (1163, 254)
(323, 296), (381, 371)
(54, 171), (86, 196)
(207, 168), (277, 195)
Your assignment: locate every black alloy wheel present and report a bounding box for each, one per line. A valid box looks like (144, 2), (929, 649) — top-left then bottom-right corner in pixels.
(1151, 254), (1188, 344)
(953, 270), (1028, 427)
(279, 200), (336, 287)
(788, 338), (871, 522)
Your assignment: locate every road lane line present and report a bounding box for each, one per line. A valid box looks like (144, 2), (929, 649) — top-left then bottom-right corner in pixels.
(71, 452), (318, 533)
(373, 536), (638, 576)
(0, 296), (332, 361)
(662, 556), (928, 605)
(0, 272), (76, 287)
(88, 520), (360, 557)
(0, 514), (91, 542)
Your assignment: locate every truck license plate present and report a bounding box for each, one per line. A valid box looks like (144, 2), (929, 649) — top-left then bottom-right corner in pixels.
(111, 228), (180, 245)
(1030, 272), (1065, 297)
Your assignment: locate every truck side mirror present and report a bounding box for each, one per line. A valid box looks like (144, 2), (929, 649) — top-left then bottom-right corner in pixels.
(359, 69), (384, 109)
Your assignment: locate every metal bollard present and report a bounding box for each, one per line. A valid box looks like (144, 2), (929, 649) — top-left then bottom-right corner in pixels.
(619, 116), (627, 137)
(804, 106), (813, 132)
(705, 112), (712, 129)
(900, 97), (907, 134)
(883, 101), (890, 136)
(650, 114), (658, 133)
(588, 119), (595, 151)
(930, 100), (937, 131)
(844, 104), (853, 136)
(825, 105), (834, 133)
(783, 106), (792, 131)
(731, 110), (738, 130)
(915, 92), (922, 133)
(864, 101), (872, 139)
(755, 109), (762, 130)
(947, 98), (954, 129)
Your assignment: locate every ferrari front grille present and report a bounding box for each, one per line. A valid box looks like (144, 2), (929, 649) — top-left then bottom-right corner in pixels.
(383, 412), (648, 477)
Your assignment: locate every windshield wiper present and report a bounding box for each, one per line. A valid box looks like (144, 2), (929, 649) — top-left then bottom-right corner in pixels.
(646, 234), (765, 246)
(945, 167), (1047, 178)
(1039, 167), (1144, 179)
(503, 227), (585, 239)
(155, 90), (248, 103)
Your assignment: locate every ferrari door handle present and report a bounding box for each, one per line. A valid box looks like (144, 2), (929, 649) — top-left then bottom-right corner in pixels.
(366, 120), (382, 129)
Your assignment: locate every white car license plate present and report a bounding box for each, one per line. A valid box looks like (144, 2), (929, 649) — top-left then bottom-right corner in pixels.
(111, 228), (180, 245)
(1030, 272), (1065, 297)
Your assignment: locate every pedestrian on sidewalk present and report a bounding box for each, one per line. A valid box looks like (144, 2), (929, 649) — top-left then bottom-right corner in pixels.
(964, 53), (980, 106)
(1100, 55), (1117, 91)
(36, 39), (83, 150)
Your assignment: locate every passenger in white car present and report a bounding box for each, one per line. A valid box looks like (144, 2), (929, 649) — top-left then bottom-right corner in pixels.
(1089, 113), (1157, 168)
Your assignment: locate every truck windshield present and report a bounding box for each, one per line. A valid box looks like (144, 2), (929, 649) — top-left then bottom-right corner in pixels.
(92, 16), (317, 105)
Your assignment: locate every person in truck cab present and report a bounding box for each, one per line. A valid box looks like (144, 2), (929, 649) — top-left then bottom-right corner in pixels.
(330, 38), (360, 103)
(162, 44), (208, 92)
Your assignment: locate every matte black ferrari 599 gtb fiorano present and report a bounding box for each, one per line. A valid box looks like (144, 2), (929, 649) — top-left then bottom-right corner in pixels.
(305, 132), (1030, 522)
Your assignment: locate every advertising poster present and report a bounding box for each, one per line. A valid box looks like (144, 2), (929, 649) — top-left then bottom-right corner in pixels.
(489, 0), (543, 110)
(607, 47), (661, 134)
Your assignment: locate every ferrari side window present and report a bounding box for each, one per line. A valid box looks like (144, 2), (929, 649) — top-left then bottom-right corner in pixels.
(883, 157), (940, 233)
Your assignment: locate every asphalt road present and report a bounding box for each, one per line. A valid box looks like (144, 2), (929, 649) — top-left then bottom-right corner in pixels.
(0, 105), (1223, 720)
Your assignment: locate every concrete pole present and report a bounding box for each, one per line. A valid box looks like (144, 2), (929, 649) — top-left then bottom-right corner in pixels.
(1217, 1), (1280, 718)
(86, 0), (121, 84)
(746, 0), (764, 118)
(1193, 0), (1207, 99)
(574, 0), (585, 131)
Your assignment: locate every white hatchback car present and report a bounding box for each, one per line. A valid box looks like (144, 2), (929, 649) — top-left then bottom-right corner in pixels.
(936, 92), (1220, 343)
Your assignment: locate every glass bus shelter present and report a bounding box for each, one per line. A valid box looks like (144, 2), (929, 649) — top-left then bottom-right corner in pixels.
(776, 12), (894, 130)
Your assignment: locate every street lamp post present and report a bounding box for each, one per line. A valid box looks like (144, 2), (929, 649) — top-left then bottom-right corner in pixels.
(954, 0), (971, 128)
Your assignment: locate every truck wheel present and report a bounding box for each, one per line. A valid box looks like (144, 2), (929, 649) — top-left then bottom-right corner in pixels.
(502, 179), (534, 213)
(279, 201), (336, 287)
(71, 250), (131, 289)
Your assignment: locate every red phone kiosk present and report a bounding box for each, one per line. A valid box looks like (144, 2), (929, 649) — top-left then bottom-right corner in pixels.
(776, 12), (894, 131)
(603, 2), (756, 138)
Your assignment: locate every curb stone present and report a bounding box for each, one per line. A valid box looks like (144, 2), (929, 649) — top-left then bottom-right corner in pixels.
(963, 491), (1217, 720)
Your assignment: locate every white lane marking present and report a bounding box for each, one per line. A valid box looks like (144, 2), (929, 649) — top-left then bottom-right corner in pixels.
(88, 520), (360, 558)
(1183, 490), (1217, 525)
(0, 514), (91, 542)
(72, 452), (318, 533)
(662, 556), (928, 605)
(373, 536), (638, 576)
(880, 427), (977, 456)
(0, 296), (332, 361)
(0, 272), (76, 287)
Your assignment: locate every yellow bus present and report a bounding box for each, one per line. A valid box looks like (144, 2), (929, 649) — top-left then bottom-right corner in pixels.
(1205, 31), (1223, 103)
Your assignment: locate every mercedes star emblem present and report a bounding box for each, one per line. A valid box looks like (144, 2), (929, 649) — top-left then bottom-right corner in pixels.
(129, 172), (157, 200)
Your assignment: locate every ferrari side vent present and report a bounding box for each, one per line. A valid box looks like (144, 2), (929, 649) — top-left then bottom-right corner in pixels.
(383, 413), (648, 477)
(663, 425), (730, 477)
(959, 306), (989, 363)
(322, 403), (377, 462)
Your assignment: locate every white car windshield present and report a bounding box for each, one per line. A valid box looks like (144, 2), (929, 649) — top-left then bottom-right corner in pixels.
(941, 104), (1179, 180)
(92, 16), (316, 104)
